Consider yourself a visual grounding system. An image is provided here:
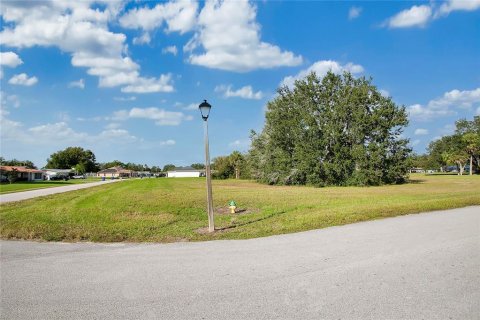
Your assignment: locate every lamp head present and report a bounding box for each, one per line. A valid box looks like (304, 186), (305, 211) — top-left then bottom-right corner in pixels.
(199, 100), (212, 121)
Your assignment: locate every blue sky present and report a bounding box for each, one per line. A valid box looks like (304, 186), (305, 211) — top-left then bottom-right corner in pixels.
(1, 0), (479, 168)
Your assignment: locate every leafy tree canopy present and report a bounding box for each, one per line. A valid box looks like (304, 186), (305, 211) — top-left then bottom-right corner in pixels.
(45, 147), (98, 172)
(163, 164), (176, 172)
(248, 71), (411, 186)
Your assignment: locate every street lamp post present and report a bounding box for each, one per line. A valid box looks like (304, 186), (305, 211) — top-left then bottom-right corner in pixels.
(199, 100), (214, 232)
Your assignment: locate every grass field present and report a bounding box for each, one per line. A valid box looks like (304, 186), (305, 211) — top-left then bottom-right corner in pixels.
(0, 178), (103, 194)
(1, 174), (479, 242)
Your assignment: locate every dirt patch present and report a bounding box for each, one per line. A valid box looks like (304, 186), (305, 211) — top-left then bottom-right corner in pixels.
(214, 207), (258, 215)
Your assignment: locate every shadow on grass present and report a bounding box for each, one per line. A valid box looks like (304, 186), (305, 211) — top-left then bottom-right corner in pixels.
(216, 210), (287, 231)
(408, 179), (426, 184)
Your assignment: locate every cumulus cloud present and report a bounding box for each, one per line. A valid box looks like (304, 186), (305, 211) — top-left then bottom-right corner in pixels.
(386, 5), (432, 28)
(184, 0), (302, 72)
(68, 78), (85, 89)
(112, 107), (192, 126)
(348, 7), (362, 20)
(407, 87), (480, 121)
(281, 60), (364, 88)
(0, 1), (173, 93)
(9, 73), (38, 86)
(132, 33), (151, 45)
(414, 128), (429, 135)
(0, 51), (23, 67)
(215, 84), (263, 99)
(437, 0), (480, 16)
(119, 0), (198, 34)
(386, 0), (480, 29)
(162, 45), (178, 56)
(120, 75), (174, 93)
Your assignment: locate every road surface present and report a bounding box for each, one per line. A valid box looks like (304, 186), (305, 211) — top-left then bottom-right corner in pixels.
(0, 179), (120, 203)
(1, 206), (479, 319)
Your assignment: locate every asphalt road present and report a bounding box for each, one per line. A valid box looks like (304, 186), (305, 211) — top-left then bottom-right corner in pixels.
(1, 206), (479, 320)
(0, 179), (120, 203)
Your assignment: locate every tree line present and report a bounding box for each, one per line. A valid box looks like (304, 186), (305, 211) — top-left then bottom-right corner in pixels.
(411, 117), (480, 175)
(3, 71), (478, 185)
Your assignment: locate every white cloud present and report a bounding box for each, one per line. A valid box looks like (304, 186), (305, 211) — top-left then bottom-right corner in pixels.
(68, 78), (85, 89)
(0, 1), (173, 93)
(119, 0), (198, 34)
(162, 45), (178, 56)
(28, 122), (88, 142)
(1, 91), (20, 109)
(0, 51), (23, 67)
(121, 75), (174, 93)
(185, 0), (302, 72)
(105, 123), (121, 129)
(160, 139), (176, 146)
(386, 5), (432, 28)
(429, 88), (480, 109)
(113, 107), (192, 126)
(132, 33), (151, 45)
(348, 7), (362, 20)
(215, 84), (263, 99)
(414, 128), (429, 135)
(281, 60), (364, 88)
(407, 87), (480, 121)
(386, 1), (480, 29)
(438, 0), (480, 16)
(8, 73), (38, 86)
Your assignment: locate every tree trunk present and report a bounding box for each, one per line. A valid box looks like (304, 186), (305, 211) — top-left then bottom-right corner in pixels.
(470, 155), (473, 175)
(457, 161), (464, 176)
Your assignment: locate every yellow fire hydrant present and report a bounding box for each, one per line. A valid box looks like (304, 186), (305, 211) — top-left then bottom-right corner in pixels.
(229, 200), (237, 214)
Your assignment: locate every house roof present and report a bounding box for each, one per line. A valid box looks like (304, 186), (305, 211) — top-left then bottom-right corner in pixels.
(98, 166), (134, 174)
(1, 166), (43, 173)
(43, 169), (72, 173)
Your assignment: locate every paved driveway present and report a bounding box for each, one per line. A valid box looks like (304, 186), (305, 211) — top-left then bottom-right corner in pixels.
(1, 206), (479, 319)
(0, 179), (120, 203)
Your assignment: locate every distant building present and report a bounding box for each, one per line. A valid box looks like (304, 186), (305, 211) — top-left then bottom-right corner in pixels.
(1, 166), (44, 181)
(167, 166), (205, 178)
(97, 166), (137, 178)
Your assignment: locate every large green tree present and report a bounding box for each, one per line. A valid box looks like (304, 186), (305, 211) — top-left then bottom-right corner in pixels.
(45, 147), (98, 172)
(249, 71), (411, 186)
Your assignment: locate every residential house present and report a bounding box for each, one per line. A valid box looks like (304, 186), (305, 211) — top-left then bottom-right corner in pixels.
(167, 166), (205, 178)
(97, 166), (137, 178)
(0, 166), (44, 182)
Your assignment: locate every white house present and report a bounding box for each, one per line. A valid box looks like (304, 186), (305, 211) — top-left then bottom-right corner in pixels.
(167, 166), (205, 178)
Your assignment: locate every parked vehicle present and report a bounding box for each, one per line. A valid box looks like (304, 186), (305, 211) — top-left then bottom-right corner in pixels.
(72, 175), (86, 179)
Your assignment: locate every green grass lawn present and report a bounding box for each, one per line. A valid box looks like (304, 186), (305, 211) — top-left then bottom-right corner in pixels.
(1, 174), (479, 242)
(0, 178), (103, 194)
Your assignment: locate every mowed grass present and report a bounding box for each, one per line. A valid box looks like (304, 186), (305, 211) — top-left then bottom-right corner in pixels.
(1, 174), (479, 242)
(0, 178), (103, 194)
